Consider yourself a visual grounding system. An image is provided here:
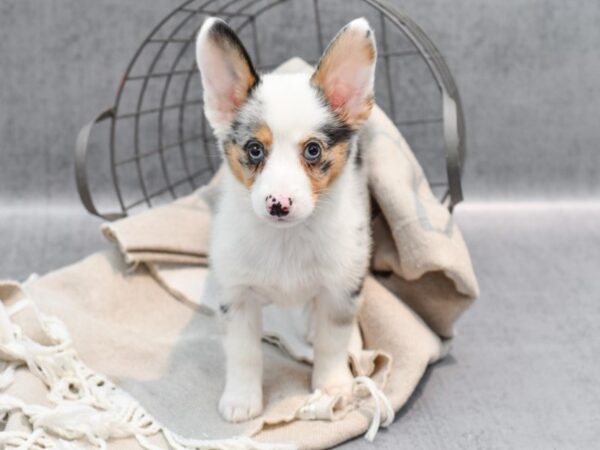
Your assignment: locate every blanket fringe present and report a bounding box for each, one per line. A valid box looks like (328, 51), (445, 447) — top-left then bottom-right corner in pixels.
(0, 296), (297, 450)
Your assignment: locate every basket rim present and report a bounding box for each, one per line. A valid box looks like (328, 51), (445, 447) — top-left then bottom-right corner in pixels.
(75, 0), (466, 221)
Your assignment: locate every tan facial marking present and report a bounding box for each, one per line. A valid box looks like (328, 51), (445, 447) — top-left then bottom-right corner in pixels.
(254, 123), (273, 149)
(301, 139), (351, 199)
(224, 141), (252, 188)
(224, 123), (272, 188)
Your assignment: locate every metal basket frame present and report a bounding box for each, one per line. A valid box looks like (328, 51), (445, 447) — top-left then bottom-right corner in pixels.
(76, 0), (466, 221)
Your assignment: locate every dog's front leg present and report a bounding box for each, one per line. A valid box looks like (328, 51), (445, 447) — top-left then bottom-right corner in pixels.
(311, 290), (357, 397)
(218, 290), (263, 422)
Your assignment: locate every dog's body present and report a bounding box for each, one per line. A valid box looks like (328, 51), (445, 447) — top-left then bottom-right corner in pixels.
(212, 160), (369, 309)
(196, 17), (377, 422)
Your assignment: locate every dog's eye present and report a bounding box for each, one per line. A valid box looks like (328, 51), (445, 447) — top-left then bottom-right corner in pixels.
(245, 140), (264, 163)
(303, 141), (321, 162)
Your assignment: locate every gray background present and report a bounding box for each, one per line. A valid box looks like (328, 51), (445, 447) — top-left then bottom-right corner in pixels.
(0, 1), (599, 449)
(1, 0), (599, 205)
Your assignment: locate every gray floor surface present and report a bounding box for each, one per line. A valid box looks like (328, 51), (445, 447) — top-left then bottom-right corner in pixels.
(0, 202), (598, 449)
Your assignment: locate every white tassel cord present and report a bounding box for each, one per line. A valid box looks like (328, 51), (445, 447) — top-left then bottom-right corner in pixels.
(0, 298), (297, 450)
(352, 376), (395, 442)
(295, 377), (395, 442)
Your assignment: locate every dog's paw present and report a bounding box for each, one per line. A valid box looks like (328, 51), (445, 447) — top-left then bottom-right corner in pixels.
(219, 387), (263, 422)
(312, 366), (354, 398)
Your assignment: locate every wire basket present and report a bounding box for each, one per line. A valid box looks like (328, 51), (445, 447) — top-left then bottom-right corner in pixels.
(75, 0), (466, 221)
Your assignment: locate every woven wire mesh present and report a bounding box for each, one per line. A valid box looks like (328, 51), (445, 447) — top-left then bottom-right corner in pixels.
(76, 0), (466, 220)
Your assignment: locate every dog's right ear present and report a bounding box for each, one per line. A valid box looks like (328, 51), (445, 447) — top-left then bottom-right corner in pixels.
(196, 18), (259, 136)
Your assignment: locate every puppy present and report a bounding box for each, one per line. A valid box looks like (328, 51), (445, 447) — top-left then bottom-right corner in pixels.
(196, 17), (377, 423)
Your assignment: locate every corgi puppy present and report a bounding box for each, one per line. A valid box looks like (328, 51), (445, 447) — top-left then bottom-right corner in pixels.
(196, 17), (376, 422)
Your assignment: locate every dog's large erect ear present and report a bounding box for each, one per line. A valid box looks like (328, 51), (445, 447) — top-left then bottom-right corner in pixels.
(312, 18), (377, 126)
(196, 18), (259, 135)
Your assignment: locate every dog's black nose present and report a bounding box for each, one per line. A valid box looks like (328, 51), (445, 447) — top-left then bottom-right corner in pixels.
(266, 195), (291, 217)
(269, 202), (289, 217)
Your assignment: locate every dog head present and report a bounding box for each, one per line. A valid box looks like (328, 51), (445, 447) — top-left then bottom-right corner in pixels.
(196, 17), (376, 227)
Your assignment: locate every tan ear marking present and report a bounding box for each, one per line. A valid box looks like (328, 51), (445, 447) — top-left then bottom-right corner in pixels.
(311, 18), (376, 127)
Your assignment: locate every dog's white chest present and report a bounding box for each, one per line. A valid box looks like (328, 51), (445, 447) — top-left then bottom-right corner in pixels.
(210, 174), (369, 306)
(217, 219), (339, 303)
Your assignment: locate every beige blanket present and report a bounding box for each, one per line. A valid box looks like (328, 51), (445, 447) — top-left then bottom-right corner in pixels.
(0, 58), (478, 449)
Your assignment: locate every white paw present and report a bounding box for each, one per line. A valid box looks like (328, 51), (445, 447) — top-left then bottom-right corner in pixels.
(312, 366), (354, 398)
(219, 387), (263, 422)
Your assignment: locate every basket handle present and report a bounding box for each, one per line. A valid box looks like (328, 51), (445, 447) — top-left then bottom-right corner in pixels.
(75, 108), (126, 221)
(369, 0), (465, 210)
(442, 92), (463, 210)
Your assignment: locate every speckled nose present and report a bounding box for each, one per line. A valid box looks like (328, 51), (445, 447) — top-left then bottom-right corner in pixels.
(266, 195), (292, 217)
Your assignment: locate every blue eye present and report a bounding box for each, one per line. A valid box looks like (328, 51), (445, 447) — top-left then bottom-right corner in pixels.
(245, 140), (264, 163)
(303, 141), (321, 162)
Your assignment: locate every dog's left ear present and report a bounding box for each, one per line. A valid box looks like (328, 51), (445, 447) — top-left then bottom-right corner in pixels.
(196, 18), (259, 136)
(312, 18), (377, 126)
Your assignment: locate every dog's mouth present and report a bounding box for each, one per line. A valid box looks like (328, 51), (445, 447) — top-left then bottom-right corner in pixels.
(262, 214), (302, 228)
(251, 194), (313, 228)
